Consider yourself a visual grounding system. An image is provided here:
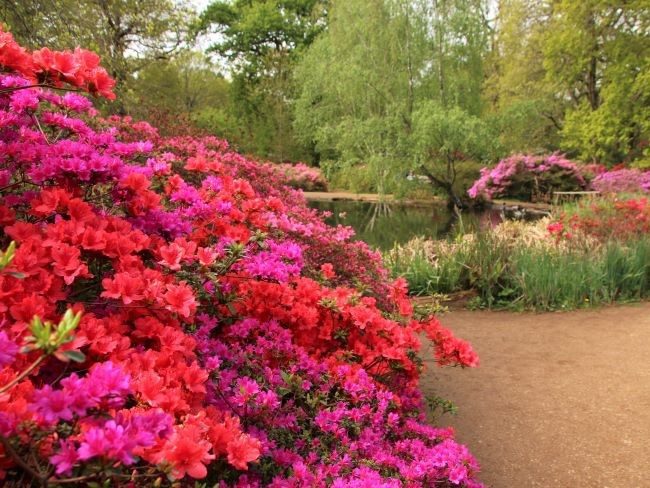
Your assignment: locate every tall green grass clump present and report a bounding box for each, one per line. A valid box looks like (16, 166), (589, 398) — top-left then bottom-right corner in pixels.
(510, 239), (650, 309)
(385, 222), (650, 311)
(385, 240), (467, 296)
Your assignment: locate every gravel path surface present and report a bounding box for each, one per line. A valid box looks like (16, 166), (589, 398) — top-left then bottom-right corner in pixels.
(422, 304), (650, 487)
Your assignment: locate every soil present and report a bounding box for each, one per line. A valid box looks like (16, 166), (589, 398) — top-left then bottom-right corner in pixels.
(421, 303), (650, 488)
(302, 191), (438, 206)
(303, 191), (553, 211)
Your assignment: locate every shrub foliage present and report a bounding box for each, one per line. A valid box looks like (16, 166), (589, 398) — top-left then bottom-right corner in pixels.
(0, 30), (481, 487)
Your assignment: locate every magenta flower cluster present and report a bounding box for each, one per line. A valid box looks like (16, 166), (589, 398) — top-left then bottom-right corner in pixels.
(16, 362), (174, 476)
(242, 240), (304, 282)
(31, 365), (123, 425)
(196, 317), (482, 487)
(591, 169), (650, 194)
(468, 153), (587, 200)
(268, 162), (327, 191)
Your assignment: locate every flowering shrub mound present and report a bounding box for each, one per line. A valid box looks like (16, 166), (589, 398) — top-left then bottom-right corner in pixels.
(590, 169), (650, 194)
(550, 197), (650, 242)
(0, 31), (481, 487)
(267, 162), (327, 191)
(468, 154), (588, 202)
(470, 154), (650, 202)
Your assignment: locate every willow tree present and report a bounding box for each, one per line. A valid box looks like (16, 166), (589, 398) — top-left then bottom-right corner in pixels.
(294, 0), (494, 201)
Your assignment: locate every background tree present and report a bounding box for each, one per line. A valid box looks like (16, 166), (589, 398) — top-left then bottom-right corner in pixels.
(128, 51), (235, 136)
(4, 0), (647, 171)
(424, 0), (490, 115)
(483, 0), (561, 153)
(198, 0), (328, 162)
(544, 0), (650, 165)
(486, 0), (650, 166)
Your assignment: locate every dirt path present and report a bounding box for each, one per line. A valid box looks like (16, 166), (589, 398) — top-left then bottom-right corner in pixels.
(421, 303), (650, 487)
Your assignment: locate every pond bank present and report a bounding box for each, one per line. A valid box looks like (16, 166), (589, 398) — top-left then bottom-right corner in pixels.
(303, 191), (440, 207)
(303, 191), (553, 211)
(423, 303), (650, 487)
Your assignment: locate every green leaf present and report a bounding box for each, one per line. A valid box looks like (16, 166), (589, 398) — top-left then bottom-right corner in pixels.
(61, 350), (86, 363)
(0, 241), (16, 270)
(280, 370), (293, 385)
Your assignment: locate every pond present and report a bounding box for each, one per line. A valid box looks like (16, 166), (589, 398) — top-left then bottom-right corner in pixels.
(308, 200), (506, 250)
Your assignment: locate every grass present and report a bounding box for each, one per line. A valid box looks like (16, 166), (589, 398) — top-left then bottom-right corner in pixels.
(386, 241), (467, 296)
(385, 233), (650, 311)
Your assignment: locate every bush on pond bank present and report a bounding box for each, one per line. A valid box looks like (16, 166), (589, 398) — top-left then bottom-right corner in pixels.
(268, 162), (328, 191)
(467, 154), (591, 202)
(468, 153), (650, 203)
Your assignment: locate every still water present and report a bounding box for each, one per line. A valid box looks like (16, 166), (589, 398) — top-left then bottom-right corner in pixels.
(308, 200), (504, 250)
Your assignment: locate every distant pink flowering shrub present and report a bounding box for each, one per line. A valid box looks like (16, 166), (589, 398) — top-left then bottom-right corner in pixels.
(468, 154), (588, 202)
(591, 169), (650, 194)
(268, 162), (327, 191)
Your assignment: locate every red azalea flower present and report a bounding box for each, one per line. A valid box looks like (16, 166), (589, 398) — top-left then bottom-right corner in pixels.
(81, 228), (108, 251)
(9, 292), (52, 323)
(197, 247), (217, 266)
(226, 434), (261, 470)
(30, 188), (71, 216)
(31, 47), (56, 74)
(164, 283), (196, 318)
(52, 51), (80, 80)
(120, 172), (151, 192)
(166, 433), (214, 479)
(101, 272), (145, 305)
(207, 414), (241, 456)
(181, 362), (209, 394)
(87, 68), (116, 100)
(158, 243), (185, 270)
(50, 243), (91, 285)
(73, 47), (100, 72)
(320, 263), (336, 279)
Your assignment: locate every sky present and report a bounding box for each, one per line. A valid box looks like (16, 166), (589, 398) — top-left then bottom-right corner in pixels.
(191, 0), (211, 13)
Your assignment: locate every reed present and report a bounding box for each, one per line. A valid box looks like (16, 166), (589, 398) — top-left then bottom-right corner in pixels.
(385, 230), (650, 311)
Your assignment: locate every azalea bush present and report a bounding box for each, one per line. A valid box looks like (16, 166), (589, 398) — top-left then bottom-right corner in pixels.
(268, 162), (327, 191)
(552, 196), (650, 243)
(468, 154), (589, 202)
(0, 31), (482, 487)
(469, 153), (650, 203)
(590, 169), (650, 194)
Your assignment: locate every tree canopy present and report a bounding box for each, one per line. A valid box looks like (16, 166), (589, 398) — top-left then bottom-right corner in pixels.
(197, 0), (328, 161)
(293, 0), (494, 198)
(2, 0), (648, 176)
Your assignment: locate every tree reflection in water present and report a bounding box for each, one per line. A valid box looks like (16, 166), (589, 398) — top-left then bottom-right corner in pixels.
(309, 200), (497, 250)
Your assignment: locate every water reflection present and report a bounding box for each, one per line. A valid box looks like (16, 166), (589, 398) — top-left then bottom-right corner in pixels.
(308, 200), (493, 250)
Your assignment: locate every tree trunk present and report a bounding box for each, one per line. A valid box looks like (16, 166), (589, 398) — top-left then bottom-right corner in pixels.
(419, 165), (465, 209)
